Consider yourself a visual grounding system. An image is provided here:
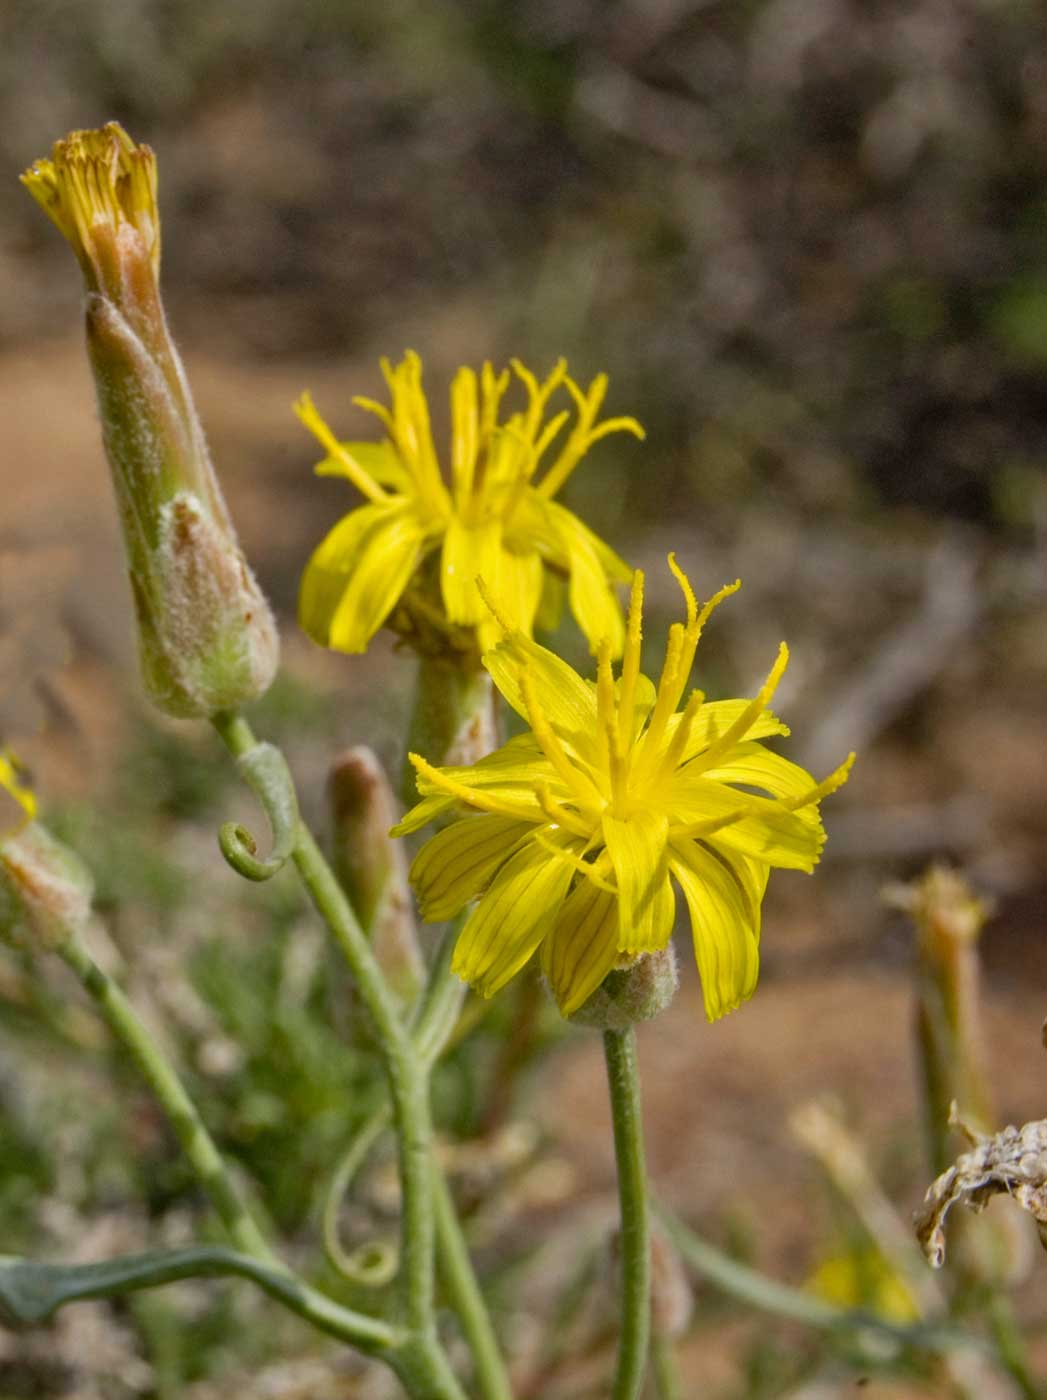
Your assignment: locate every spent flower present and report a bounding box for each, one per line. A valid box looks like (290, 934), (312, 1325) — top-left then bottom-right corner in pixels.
(394, 558), (853, 1019)
(21, 125), (278, 717)
(296, 352), (642, 657)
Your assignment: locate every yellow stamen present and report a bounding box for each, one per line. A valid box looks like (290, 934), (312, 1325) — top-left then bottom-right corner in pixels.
(350, 394), (396, 436)
(669, 801), (763, 841)
(649, 687), (705, 788)
(783, 753), (856, 810)
(668, 552), (698, 633)
(693, 642), (791, 772)
(521, 672), (603, 810)
(479, 362), (511, 445)
(475, 576), (516, 638)
(295, 393), (389, 505)
(616, 571), (645, 750)
(538, 373), (643, 499)
(587, 416), (646, 446)
(531, 409), (570, 469)
(534, 833), (617, 893)
(535, 783), (593, 838)
(639, 623), (686, 760)
(21, 124), (161, 279)
(450, 366), (479, 503)
(407, 753), (539, 822)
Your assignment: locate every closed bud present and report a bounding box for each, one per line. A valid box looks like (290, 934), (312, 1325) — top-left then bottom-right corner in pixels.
(22, 126), (278, 717)
(328, 747), (424, 1004)
(0, 758), (92, 952)
(568, 943), (679, 1030)
(886, 866), (995, 1167)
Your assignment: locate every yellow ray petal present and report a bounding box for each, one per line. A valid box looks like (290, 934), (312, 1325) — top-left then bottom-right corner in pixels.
(670, 839), (759, 1022)
(391, 793), (455, 837)
(326, 510), (427, 653)
(546, 501), (626, 657)
(669, 775), (825, 871)
(409, 814), (535, 921)
(702, 741), (818, 804)
(703, 840), (769, 947)
(441, 516), (501, 626)
(542, 877), (622, 1016)
(602, 808), (671, 954)
(476, 546), (545, 652)
(482, 632), (599, 758)
(298, 503), (404, 647)
(451, 835), (577, 997)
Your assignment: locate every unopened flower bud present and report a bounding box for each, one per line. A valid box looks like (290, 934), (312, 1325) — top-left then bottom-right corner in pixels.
(329, 747), (424, 1004)
(886, 866), (995, 1166)
(21, 126), (278, 717)
(568, 943), (679, 1030)
(0, 759), (92, 952)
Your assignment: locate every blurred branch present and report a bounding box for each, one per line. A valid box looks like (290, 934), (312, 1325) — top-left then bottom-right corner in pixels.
(800, 534), (981, 774)
(656, 1203), (987, 1357)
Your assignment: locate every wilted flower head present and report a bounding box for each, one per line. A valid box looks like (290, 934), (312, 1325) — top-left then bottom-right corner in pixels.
(394, 558), (852, 1019)
(296, 352), (642, 657)
(21, 126), (278, 718)
(916, 1108), (1047, 1267)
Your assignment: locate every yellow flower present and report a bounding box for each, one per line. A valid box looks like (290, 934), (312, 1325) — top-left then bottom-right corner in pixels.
(808, 1246), (919, 1323)
(393, 559), (853, 1020)
(295, 352), (643, 656)
(0, 750), (37, 837)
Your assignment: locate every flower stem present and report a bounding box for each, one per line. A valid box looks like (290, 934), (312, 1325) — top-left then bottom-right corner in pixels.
(603, 1026), (651, 1400)
(56, 931), (277, 1266)
(433, 1163), (513, 1400)
(212, 713), (468, 1397)
(650, 1333), (684, 1400)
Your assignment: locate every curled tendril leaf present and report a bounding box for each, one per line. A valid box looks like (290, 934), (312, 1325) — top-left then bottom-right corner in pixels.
(218, 741), (299, 881)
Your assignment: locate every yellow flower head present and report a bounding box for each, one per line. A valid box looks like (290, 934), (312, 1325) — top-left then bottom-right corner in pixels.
(394, 559), (853, 1020)
(295, 352), (643, 656)
(21, 124), (160, 292)
(0, 750), (37, 839)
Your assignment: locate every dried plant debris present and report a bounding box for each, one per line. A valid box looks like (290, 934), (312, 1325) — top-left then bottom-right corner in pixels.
(915, 1106), (1047, 1268)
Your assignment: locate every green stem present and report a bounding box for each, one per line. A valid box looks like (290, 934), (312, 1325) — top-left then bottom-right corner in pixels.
(650, 1333), (684, 1400)
(291, 820), (436, 1335)
(212, 713), (467, 1398)
(986, 1292), (1040, 1400)
(433, 1163), (514, 1400)
(0, 1245), (394, 1353)
(603, 1027), (651, 1400)
(56, 932), (276, 1266)
(657, 1204), (991, 1356)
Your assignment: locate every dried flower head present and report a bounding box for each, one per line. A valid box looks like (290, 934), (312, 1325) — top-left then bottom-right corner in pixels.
(296, 353), (642, 657)
(394, 557), (852, 1019)
(915, 1106), (1047, 1267)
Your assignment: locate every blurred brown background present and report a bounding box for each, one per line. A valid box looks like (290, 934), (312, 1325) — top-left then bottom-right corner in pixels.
(2, 2), (1047, 1396)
